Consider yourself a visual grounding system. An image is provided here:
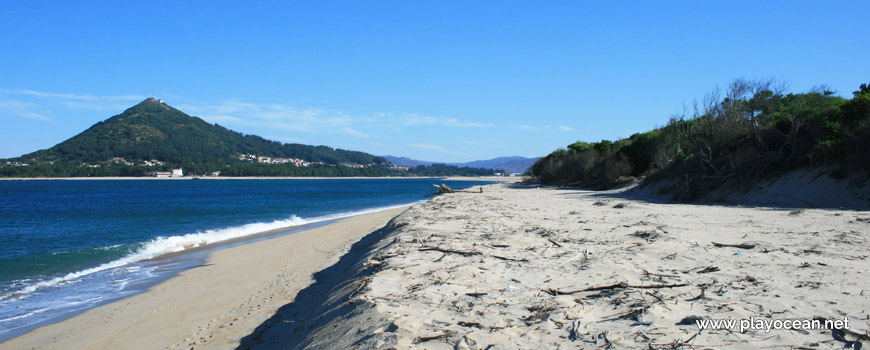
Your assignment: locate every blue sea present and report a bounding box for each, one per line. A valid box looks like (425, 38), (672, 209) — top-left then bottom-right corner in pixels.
(0, 178), (493, 342)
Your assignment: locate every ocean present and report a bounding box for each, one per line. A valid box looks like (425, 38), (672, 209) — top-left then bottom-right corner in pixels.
(0, 178), (493, 342)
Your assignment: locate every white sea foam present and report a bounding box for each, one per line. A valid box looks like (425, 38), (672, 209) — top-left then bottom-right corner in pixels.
(0, 307), (50, 323)
(0, 202), (418, 301)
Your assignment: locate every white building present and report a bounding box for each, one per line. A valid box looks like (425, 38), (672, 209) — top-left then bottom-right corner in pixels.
(170, 168), (184, 177)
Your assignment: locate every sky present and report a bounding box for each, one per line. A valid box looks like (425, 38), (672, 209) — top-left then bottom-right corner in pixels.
(1, 1), (868, 162)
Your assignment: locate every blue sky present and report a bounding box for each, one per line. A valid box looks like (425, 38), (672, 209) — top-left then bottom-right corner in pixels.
(1, 1), (868, 162)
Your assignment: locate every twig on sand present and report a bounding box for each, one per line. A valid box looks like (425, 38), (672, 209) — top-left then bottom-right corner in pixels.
(544, 282), (689, 296)
(414, 231), (425, 247)
(598, 306), (649, 322)
(418, 246), (481, 256)
(711, 242), (756, 249)
(492, 254), (529, 262)
(653, 331), (701, 349)
(457, 321), (484, 329)
(413, 333), (449, 344)
(643, 270), (680, 278)
(696, 266), (720, 274)
(686, 286), (706, 301)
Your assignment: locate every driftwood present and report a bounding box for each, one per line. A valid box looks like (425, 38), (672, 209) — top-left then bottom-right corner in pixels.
(419, 246), (527, 262)
(492, 254), (529, 262)
(434, 183), (454, 193)
(428, 184), (487, 196)
(696, 266), (720, 274)
(712, 242), (756, 249)
(414, 333), (449, 344)
(457, 321), (484, 328)
(425, 184), (455, 197)
(418, 246), (481, 256)
(544, 282), (689, 296)
(685, 286), (706, 301)
(598, 306), (649, 323)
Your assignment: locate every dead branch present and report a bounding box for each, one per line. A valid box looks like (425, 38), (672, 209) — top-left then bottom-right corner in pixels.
(712, 242), (756, 249)
(696, 266), (720, 274)
(598, 306), (649, 322)
(544, 282), (689, 296)
(492, 254), (529, 262)
(414, 333), (449, 344)
(418, 246), (482, 256)
(643, 270), (680, 278)
(457, 321), (484, 329)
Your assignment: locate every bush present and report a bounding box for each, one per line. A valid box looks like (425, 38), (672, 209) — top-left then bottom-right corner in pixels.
(531, 80), (870, 200)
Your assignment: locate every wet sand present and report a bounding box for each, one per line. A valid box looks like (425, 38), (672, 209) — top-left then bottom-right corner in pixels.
(1, 207), (407, 350)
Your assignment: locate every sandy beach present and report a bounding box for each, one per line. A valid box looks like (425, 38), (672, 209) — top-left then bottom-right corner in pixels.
(1, 207), (407, 350)
(5, 182), (869, 349)
(253, 183), (869, 349)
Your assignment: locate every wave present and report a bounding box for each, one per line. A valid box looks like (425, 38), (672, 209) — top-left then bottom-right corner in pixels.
(0, 202), (418, 301)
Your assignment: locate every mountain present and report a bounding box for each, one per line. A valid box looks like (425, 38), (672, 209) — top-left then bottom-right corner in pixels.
(16, 98), (387, 166)
(383, 155), (540, 174)
(382, 156), (432, 167)
(460, 156), (540, 174)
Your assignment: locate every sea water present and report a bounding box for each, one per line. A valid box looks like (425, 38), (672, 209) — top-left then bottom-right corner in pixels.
(0, 178), (493, 342)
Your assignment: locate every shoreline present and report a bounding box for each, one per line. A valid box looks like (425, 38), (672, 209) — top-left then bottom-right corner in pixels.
(5, 183), (868, 348)
(0, 206), (408, 349)
(0, 176), (519, 181)
(0, 221), (322, 348)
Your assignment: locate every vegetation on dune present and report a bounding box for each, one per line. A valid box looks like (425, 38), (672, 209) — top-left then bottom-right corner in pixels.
(531, 80), (870, 201)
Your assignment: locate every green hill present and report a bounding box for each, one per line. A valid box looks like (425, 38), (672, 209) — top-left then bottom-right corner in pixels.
(1, 98), (501, 177)
(17, 98), (386, 166)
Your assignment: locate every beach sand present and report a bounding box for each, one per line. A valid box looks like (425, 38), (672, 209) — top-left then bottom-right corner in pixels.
(5, 182), (869, 349)
(264, 183), (869, 349)
(1, 207), (407, 350)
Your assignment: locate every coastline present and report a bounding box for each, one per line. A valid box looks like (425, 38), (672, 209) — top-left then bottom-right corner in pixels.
(0, 176), (519, 181)
(9, 181), (861, 349)
(0, 206), (408, 349)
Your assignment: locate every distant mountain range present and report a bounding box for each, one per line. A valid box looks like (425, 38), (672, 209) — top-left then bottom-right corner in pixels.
(383, 155), (540, 174)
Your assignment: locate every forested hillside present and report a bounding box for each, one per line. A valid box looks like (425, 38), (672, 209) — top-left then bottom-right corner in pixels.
(0, 98), (501, 177)
(14, 98), (385, 166)
(531, 80), (870, 201)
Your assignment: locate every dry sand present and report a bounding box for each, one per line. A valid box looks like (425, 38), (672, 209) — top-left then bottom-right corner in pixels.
(273, 183), (869, 349)
(0, 207), (406, 350)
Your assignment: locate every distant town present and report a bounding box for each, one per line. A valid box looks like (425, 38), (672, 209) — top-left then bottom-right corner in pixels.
(2, 153), (416, 178)
(2, 157), (165, 168)
(233, 153), (411, 171)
